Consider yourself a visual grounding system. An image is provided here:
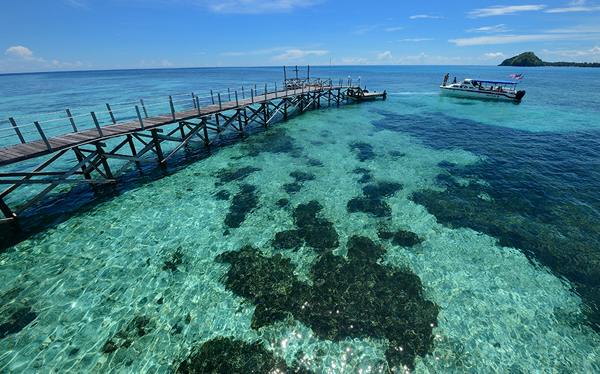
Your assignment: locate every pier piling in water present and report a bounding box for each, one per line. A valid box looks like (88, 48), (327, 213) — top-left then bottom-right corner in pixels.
(0, 68), (385, 223)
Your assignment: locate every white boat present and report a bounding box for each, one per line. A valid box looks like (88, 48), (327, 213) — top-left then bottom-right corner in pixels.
(440, 78), (525, 101)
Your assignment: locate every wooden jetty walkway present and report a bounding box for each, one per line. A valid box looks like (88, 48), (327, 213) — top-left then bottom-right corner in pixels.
(0, 76), (385, 223)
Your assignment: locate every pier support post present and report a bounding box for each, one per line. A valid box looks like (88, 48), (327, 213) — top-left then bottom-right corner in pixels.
(140, 99), (148, 117)
(96, 143), (114, 180)
(0, 197), (16, 220)
(34, 121), (53, 151)
(74, 147), (93, 180)
(8, 117), (25, 144)
(65, 109), (78, 132)
(169, 96), (176, 121)
(202, 118), (209, 147)
(106, 103), (117, 124)
(151, 129), (164, 162)
(91, 112), (103, 138)
(136, 106), (145, 129)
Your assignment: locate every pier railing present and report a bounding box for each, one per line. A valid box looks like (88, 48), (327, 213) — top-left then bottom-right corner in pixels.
(0, 74), (376, 222)
(0, 77), (360, 150)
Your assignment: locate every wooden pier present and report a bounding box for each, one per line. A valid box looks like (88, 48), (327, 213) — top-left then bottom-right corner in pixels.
(0, 75), (385, 223)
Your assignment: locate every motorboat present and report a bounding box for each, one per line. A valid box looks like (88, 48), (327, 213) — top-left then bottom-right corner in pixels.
(440, 78), (525, 101)
(346, 87), (387, 100)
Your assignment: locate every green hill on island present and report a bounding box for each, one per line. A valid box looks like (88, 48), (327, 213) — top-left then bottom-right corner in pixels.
(499, 52), (600, 67)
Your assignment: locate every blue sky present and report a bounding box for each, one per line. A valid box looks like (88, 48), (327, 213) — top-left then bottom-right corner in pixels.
(1, 0), (599, 73)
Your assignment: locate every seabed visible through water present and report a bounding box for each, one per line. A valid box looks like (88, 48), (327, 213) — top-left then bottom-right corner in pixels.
(1, 66), (600, 373)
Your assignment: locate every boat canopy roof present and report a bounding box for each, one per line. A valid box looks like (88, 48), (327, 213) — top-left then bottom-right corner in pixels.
(470, 79), (520, 85)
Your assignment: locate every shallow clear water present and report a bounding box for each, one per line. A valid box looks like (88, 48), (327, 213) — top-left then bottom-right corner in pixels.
(1, 66), (600, 373)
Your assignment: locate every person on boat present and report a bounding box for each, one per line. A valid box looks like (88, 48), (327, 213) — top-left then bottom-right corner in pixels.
(452, 77), (457, 84)
(443, 73), (449, 86)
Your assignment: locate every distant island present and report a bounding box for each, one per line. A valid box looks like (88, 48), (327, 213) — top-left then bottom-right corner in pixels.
(499, 52), (600, 67)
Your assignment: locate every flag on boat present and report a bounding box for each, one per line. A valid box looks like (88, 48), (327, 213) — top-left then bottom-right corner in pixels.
(510, 74), (523, 80)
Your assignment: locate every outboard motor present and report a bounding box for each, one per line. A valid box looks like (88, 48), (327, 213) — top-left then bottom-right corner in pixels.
(515, 90), (526, 100)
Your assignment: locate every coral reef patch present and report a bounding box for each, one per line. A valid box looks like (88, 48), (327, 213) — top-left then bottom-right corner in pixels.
(215, 166), (261, 186)
(216, 235), (439, 371)
(283, 171), (316, 195)
(347, 181), (403, 217)
(102, 315), (155, 354)
(273, 201), (339, 250)
(176, 336), (313, 374)
(349, 141), (376, 162)
(224, 184), (259, 228)
(0, 303), (37, 339)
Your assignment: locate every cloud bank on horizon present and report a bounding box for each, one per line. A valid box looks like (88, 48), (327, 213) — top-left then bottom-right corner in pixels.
(1, 0), (599, 72)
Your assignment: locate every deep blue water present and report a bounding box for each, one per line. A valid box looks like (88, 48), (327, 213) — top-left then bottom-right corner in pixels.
(1, 66), (600, 373)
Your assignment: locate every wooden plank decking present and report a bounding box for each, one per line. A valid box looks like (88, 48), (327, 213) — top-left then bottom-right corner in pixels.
(0, 85), (338, 168)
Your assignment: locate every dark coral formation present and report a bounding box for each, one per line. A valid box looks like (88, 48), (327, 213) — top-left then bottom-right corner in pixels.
(246, 128), (303, 157)
(353, 167), (372, 184)
(163, 248), (185, 271)
(213, 190), (230, 201)
(306, 158), (324, 167)
(273, 201), (339, 250)
(224, 184), (259, 228)
(349, 141), (376, 162)
(347, 181), (403, 217)
(0, 304), (37, 339)
(215, 166), (261, 186)
(378, 228), (424, 247)
(177, 336), (313, 374)
(103, 315), (154, 354)
(216, 235), (439, 371)
(283, 171), (316, 195)
(372, 108), (600, 331)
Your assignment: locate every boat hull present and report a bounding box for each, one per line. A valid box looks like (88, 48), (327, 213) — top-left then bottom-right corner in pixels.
(440, 86), (525, 101)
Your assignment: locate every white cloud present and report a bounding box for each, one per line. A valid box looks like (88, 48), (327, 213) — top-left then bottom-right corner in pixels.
(385, 27), (404, 32)
(467, 24), (508, 33)
(338, 57), (368, 65)
(545, 5), (600, 12)
(271, 49), (328, 61)
(193, 0), (324, 14)
(64, 0), (90, 9)
(410, 14), (442, 19)
(467, 5), (546, 18)
(449, 33), (587, 46)
(378, 51), (393, 60)
(352, 25), (376, 35)
(399, 38), (433, 42)
(484, 52), (506, 59)
(5, 46), (44, 62)
(542, 46), (600, 58)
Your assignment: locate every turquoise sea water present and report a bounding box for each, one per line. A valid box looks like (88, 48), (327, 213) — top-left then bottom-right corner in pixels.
(1, 66), (600, 373)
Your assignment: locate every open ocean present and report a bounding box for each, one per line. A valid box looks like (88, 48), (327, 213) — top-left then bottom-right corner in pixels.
(1, 65), (599, 373)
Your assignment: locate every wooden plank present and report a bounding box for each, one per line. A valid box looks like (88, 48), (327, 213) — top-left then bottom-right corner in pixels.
(0, 83), (367, 169)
